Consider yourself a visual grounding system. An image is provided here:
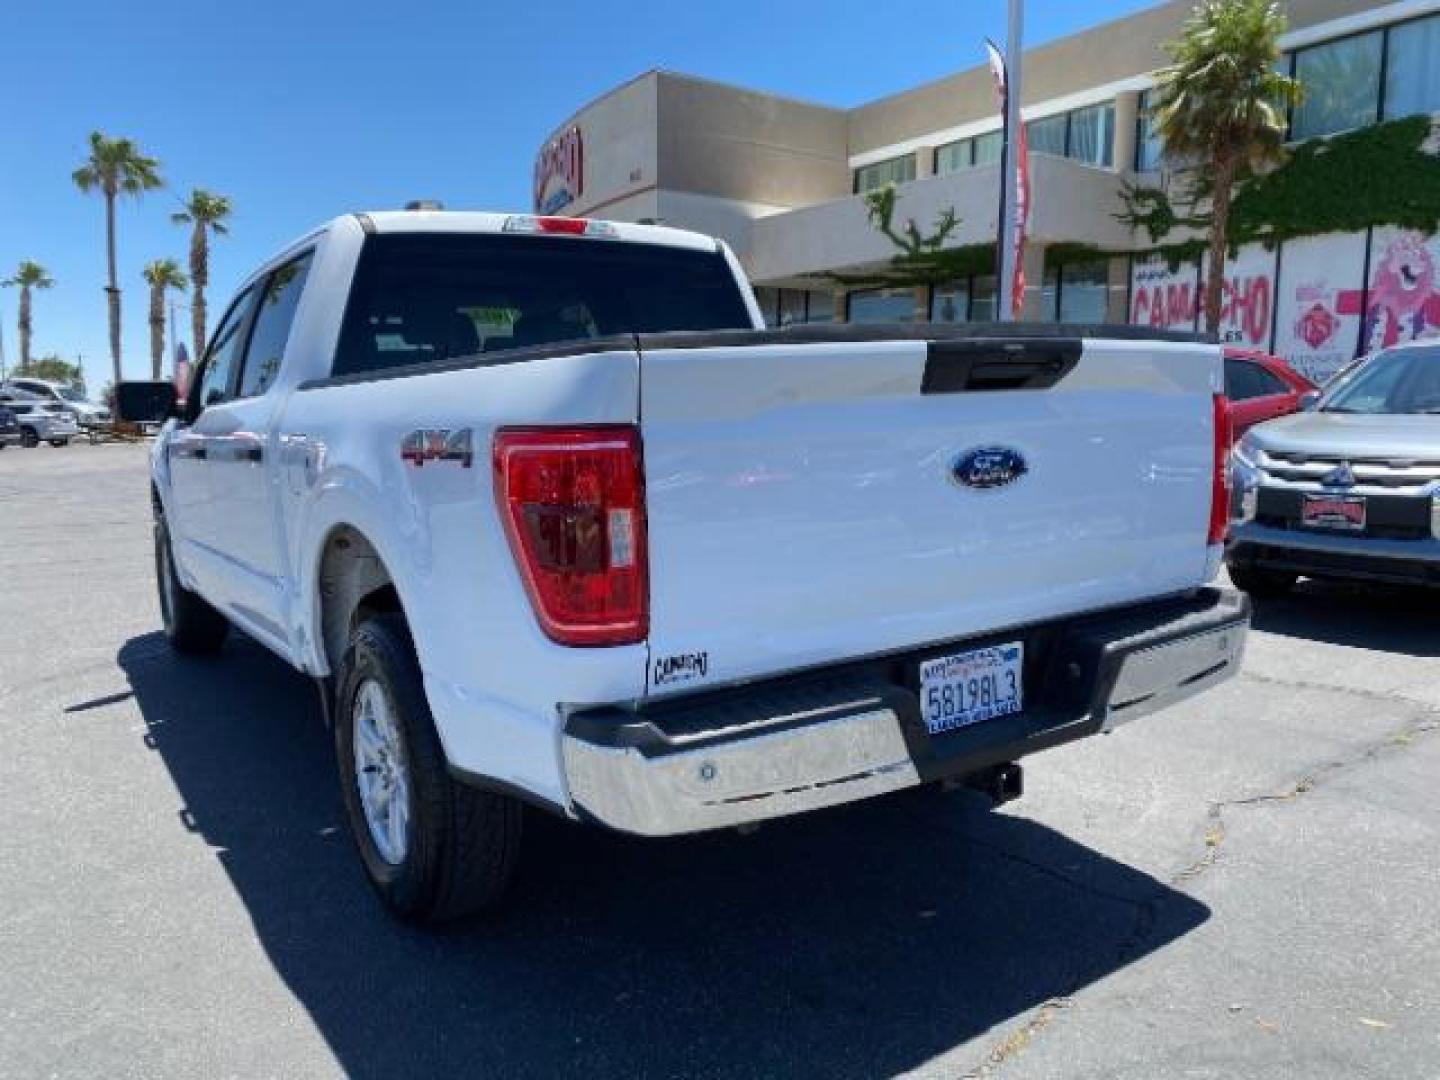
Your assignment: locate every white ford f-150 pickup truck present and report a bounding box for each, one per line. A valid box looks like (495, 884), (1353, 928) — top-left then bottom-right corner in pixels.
(131, 208), (1249, 923)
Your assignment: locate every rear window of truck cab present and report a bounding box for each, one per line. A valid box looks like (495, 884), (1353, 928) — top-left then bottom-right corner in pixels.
(332, 232), (752, 378)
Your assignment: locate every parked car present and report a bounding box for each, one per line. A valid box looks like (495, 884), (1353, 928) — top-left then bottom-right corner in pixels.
(1229, 341), (1440, 595)
(0, 404), (20, 448)
(0, 389), (81, 447)
(1, 377), (110, 430)
(128, 209), (1249, 923)
(1223, 348), (1316, 441)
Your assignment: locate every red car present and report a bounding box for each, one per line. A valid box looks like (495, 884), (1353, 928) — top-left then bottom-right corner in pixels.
(1223, 348), (1316, 441)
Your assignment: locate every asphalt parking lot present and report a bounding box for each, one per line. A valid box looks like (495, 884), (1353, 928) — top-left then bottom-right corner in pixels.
(1, 442), (1437, 1079)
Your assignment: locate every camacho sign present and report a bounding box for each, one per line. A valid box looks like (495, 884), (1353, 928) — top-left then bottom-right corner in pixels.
(534, 126), (584, 214)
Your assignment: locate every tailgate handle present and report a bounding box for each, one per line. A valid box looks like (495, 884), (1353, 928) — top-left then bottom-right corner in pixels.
(922, 340), (1081, 394)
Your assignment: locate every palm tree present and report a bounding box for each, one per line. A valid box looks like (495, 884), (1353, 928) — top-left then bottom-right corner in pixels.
(1, 261), (55, 369)
(1149, 0), (1301, 331)
(142, 259), (188, 380)
(171, 189), (232, 360)
(72, 132), (164, 386)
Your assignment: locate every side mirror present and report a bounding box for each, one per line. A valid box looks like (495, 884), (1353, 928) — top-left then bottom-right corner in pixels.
(114, 381), (179, 424)
(1298, 390), (1321, 412)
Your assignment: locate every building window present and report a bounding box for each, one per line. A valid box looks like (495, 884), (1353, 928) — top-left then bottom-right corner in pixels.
(807, 290), (835, 324)
(934, 130), (1004, 175)
(756, 288), (834, 326)
(847, 287), (917, 323)
(1025, 103), (1115, 166)
(778, 290), (807, 327)
(1026, 114), (1068, 157)
(1041, 268), (1060, 321)
(1291, 30), (1382, 139)
(972, 130), (1003, 166)
(970, 276), (999, 321)
(935, 139), (971, 175)
(1057, 261), (1111, 323)
(1135, 89), (1164, 171)
(1068, 103), (1115, 167)
(853, 154), (917, 194)
(931, 281), (973, 322)
(1384, 14), (1440, 121)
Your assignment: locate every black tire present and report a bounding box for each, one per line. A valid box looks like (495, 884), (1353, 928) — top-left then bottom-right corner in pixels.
(154, 512), (230, 654)
(1228, 562), (1297, 599)
(336, 613), (522, 923)
(49, 438), (70, 448)
(20, 427), (38, 449)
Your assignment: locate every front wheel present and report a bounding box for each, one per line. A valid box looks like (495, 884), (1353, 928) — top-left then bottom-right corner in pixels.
(49, 438), (70, 448)
(1228, 563), (1297, 599)
(337, 614), (523, 923)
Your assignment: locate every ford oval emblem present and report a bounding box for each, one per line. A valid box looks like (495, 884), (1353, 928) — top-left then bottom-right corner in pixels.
(952, 446), (1028, 490)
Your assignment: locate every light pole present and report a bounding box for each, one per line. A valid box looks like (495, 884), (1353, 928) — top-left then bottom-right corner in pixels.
(997, 0), (1025, 322)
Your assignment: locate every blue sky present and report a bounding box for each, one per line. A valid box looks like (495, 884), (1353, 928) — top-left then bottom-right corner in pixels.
(2, 0), (1153, 389)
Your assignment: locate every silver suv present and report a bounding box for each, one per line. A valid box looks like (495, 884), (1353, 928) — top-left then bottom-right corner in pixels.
(0, 388), (81, 448)
(1228, 341), (1440, 594)
(0, 378), (110, 430)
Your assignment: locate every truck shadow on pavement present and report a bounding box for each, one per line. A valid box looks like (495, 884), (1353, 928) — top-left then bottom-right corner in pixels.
(1248, 579), (1440, 657)
(117, 631), (1208, 1080)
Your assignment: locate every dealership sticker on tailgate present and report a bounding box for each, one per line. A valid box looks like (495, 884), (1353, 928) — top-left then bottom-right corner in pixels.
(919, 642), (1024, 735)
(653, 651), (709, 688)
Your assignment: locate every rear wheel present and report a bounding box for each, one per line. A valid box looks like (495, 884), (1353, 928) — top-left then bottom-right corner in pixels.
(20, 427), (38, 449)
(154, 512), (229, 654)
(1228, 563), (1297, 599)
(337, 613), (523, 923)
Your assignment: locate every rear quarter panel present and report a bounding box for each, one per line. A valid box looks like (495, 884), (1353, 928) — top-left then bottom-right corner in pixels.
(278, 350), (646, 806)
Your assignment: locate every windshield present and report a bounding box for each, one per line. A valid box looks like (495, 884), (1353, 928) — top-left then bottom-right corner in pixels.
(334, 233), (753, 378)
(1321, 345), (1440, 415)
(59, 387), (88, 403)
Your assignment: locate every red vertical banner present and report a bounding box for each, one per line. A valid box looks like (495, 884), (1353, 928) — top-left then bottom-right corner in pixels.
(985, 39), (1029, 318)
(173, 341), (191, 402)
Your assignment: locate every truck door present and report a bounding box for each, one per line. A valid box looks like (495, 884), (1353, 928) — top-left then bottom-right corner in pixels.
(195, 250), (315, 646)
(168, 285), (258, 582)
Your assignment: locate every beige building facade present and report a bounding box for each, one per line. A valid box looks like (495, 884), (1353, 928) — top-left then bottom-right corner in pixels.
(533, 0), (1440, 375)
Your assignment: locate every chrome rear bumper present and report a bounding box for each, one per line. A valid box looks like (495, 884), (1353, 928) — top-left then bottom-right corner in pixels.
(562, 589), (1249, 837)
(564, 705), (920, 837)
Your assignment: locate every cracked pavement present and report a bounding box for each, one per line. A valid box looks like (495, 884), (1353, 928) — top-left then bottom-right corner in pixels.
(2, 444), (1438, 1079)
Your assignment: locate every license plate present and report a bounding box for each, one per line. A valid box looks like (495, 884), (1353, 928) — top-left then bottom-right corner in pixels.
(1302, 493), (1365, 531)
(919, 642), (1024, 735)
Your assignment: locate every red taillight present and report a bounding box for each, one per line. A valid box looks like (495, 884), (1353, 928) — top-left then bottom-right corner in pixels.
(493, 426), (647, 646)
(1209, 393), (1232, 545)
(536, 216), (588, 234)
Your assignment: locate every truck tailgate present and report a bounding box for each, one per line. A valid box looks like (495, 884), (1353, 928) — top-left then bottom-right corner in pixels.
(638, 330), (1221, 693)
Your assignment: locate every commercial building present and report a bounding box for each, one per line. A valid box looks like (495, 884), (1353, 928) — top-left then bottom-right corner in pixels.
(533, 0), (1440, 381)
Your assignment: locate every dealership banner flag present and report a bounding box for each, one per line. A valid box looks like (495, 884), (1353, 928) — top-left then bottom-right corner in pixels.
(985, 38), (1029, 318)
(174, 340), (191, 400)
